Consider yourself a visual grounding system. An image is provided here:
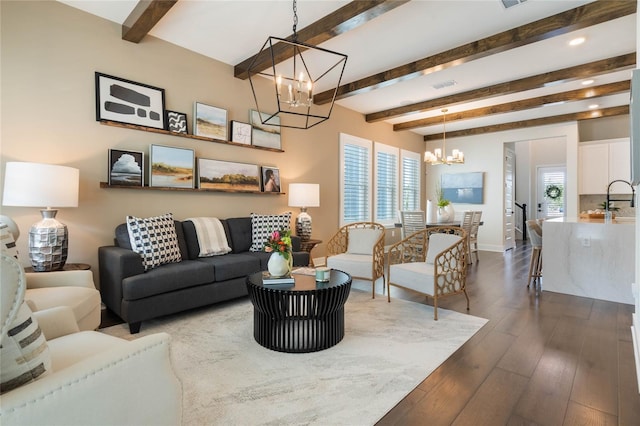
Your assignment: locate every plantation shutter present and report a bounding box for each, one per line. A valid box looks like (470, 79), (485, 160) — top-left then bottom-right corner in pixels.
(401, 151), (421, 211)
(374, 143), (398, 225)
(342, 141), (371, 223)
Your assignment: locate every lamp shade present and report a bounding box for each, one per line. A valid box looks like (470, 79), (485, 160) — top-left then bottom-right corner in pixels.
(288, 183), (320, 208)
(3, 162), (79, 208)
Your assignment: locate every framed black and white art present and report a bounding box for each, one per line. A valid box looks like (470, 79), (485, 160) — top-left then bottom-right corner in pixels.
(95, 72), (166, 129)
(230, 120), (252, 145)
(166, 111), (188, 134)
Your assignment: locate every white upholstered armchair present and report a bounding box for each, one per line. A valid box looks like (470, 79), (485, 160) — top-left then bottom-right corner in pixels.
(0, 254), (183, 425)
(386, 227), (469, 320)
(326, 222), (386, 298)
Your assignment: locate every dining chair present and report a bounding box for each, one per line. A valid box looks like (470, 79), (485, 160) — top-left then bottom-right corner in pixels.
(525, 219), (543, 288)
(400, 210), (426, 239)
(459, 211), (474, 263)
(469, 210), (482, 263)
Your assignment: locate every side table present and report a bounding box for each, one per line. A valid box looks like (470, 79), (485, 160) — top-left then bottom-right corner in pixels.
(24, 263), (91, 273)
(299, 238), (322, 266)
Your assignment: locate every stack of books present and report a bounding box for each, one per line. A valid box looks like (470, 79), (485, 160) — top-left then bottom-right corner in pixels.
(261, 271), (295, 284)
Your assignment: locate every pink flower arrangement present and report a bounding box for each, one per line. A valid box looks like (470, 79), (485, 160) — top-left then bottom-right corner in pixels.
(264, 229), (292, 260)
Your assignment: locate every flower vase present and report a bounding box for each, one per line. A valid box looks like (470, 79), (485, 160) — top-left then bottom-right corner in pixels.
(437, 207), (450, 223)
(446, 204), (455, 222)
(268, 252), (290, 277)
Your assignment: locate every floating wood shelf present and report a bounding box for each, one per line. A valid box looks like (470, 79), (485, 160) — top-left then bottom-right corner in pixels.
(99, 120), (284, 153)
(100, 182), (284, 195)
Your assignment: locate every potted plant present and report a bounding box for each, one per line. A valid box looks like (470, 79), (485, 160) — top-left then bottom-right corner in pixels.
(435, 183), (454, 222)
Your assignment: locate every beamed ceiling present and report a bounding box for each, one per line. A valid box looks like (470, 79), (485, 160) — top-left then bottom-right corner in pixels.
(60, 0), (637, 141)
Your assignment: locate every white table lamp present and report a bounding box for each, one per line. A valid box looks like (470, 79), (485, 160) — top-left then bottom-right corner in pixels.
(3, 162), (79, 271)
(288, 183), (320, 241)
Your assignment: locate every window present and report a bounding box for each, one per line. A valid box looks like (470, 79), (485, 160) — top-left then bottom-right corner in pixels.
(401, 150), (421, 211)
(340, 133), (422, 227)
(340, 134), (372, 225)
(374, 143), (398, 226)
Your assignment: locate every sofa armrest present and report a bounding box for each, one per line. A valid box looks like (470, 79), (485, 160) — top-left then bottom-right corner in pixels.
(32, 306), (80, 340)
(98, 246), (144, 315)
(0, 332), (182, 426)
(25, 270), (95, 290)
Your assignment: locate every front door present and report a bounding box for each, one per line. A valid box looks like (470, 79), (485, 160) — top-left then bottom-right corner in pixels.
(537, 166), (566, 219)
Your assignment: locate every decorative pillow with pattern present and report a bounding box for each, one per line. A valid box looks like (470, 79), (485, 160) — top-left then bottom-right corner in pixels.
(126, 213), (182, 271)
(0, 222), (19, 259)
(1, 302), (52, 394)
(249, 212), (291, 252)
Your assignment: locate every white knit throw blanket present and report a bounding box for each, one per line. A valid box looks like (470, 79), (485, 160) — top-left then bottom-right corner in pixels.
(185, 217), (231, 257)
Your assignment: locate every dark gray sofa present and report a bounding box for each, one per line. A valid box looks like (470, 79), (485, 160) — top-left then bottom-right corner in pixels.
(99, 216), (309, 333)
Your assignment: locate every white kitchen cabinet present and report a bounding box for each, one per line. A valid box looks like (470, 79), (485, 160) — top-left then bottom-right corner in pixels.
(579, 138), (630, 194)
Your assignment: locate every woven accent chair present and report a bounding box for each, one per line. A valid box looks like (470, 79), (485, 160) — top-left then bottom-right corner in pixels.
(326, 222), (386, 298)
(386, 227), (468, 320)
(400, 210), (425, 239)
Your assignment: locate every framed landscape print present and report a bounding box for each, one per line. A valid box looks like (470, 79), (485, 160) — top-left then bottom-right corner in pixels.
(197, 158), (260, 191)
(441, 172), (484, 204)
(230, 120), (252, 145)
(194, 102), (228, 140)
(261, 166), (281, 193)
(108, 149), (144, 186)
(166, 110), (188, 134)
(95, 72), (165, 129)
(149, 144), (195, 189)
(250, 110), (281, 150)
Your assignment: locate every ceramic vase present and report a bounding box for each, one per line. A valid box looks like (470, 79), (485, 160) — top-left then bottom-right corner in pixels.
(268, 252), (290, 277)
(446, 204), (455, 222)
(437, 207), (449, 223)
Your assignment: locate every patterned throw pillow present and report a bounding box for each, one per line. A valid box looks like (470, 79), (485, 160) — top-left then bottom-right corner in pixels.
(126, 213), (182, 271)
(249, 212), (291, 252)
(0, 221), (19, 259)
(1, 302), (52, 394)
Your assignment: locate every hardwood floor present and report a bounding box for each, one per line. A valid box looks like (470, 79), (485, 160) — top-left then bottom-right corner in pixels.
(365, 241), (640, 426)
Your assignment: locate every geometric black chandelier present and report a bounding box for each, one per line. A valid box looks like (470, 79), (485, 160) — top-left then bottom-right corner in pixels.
(247, 0), (347, 129)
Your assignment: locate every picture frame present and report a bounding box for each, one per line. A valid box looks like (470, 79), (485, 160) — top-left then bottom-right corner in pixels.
(441, 172), (484, 204)
(250, 110), (281, 150)
(95, 72), (166, 129)
(261, 166), (281, 193)
(197, 158), (261, 191)
(108, 149), (144, 187)
(194, 102), (228, 140)
(166, 110), (188, 134)
(149, 144), (195, 189)
(230, 120), (252, 145)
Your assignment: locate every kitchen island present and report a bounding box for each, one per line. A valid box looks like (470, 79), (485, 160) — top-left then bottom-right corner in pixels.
(542, 217), (635, 305)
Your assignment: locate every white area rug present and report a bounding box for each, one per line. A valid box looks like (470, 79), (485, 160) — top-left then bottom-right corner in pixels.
(101, 284), (487, 425)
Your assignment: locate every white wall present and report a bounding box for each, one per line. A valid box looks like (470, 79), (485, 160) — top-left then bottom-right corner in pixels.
(426, 122), (578, 252)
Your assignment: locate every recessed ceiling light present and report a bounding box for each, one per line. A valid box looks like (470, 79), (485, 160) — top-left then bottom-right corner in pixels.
(588, 104), (599, 109)
(569, 37), (586, 46)
(581, 79), (594, 86)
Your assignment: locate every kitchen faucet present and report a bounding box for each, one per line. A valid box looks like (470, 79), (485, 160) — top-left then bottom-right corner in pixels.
(606, 179), (636, 210)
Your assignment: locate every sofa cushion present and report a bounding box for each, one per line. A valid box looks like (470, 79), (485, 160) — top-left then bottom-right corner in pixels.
(194, 254), (261, 282)
(425, 233), (462, 264)
(122, 260), (215, 301)
(346, 228), (382, 255)
(389, 262), (435, 295)
(1, 302), (51, 394)
(126, 213), (182, 271)
(224, 217), (252, 253)
(184, 217), (231, 257)
(116, 221), (188, 260)
(249, 212), (291, 252)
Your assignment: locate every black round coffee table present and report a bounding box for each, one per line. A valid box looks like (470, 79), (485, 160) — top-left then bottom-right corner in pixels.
(246, 270), (352, 353)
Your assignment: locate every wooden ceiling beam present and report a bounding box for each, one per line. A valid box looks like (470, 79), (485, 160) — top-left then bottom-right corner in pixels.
(315, 0), (636, 105)
(395, 80), (631, 131)
(369, 53), (635, 123)
(423, 105), (630, 141)
(122, 0), (178, 43)
(233, 0), (409, 80)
